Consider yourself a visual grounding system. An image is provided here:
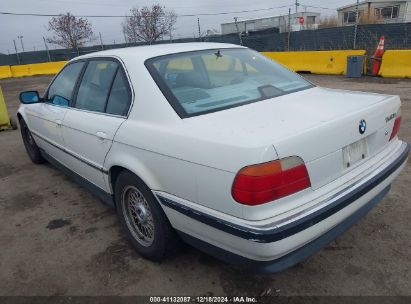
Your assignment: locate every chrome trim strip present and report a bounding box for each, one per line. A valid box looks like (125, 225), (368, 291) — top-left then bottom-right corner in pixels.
(31, 130), (109, 174)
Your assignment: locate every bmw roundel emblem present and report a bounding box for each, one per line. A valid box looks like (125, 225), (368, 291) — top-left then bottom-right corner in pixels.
(359, 119), (367, 135)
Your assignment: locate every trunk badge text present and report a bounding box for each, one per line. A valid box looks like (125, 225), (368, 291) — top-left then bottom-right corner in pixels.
(385, 113), (397, 123)
(359, 119), (367, 135)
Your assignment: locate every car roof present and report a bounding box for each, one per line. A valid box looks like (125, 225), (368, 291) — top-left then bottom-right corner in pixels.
(75, 42), (245, 62)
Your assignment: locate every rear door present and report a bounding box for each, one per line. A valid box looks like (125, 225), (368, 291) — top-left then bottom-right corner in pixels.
(60, 58), (132, 191)
(25, 61), (85, 162)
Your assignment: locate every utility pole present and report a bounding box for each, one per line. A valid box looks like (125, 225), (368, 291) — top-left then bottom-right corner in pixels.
(13, 39), (20, 64)
(353, 0), (360, 49)
(234, 17), (243, 46)
(197, 17), (201, 40)
(295, 0), (299, 13)
(123, 31), (128, 46)
(17, 35), (25, 52)
(43, 37), (51, 62)
(99, 32), (104, 50)
(288, 8), (291, 51)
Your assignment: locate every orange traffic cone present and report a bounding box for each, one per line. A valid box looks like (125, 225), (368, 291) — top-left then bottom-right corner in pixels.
(372, 36), (385, 76)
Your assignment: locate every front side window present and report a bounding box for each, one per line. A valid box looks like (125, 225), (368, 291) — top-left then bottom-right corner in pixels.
(146, 48), (313, 117)
(47, 62), (85, 106)
(75, 60), (118, 113)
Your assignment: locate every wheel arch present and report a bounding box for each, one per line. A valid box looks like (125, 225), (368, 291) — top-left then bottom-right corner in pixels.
(109, 165), (127, 194)
(16, 109), (29, 127)
(108, 163), (161, 199)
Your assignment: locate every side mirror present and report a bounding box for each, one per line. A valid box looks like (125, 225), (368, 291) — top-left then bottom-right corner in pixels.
(19, 91), (41, 104)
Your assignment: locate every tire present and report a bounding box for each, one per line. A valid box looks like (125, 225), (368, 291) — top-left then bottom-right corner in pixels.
(10, 117), (18, 130)
(19, 119), (45, 164)
(115, 171), (180, 261)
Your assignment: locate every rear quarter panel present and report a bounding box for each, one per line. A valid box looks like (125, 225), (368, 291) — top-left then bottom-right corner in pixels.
(105, 139), (243, 217)
(104, 119), (278, 218)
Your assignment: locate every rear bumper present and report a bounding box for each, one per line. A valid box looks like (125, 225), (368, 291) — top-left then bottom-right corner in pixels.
(156, 141), (409, 272)
(177, 185), (390, 273)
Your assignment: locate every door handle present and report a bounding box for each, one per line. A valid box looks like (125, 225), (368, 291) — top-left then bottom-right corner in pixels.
(55, 119), (62, 127)
(96, 131), (107, 141)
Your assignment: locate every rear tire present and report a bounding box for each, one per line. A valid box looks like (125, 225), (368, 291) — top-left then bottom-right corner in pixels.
(115, 171), (180, 261)
(19, 119), (45, 164)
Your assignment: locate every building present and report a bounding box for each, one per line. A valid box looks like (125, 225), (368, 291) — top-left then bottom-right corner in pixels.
(220, 12), (321, 35)
(337, 0), (411, 26)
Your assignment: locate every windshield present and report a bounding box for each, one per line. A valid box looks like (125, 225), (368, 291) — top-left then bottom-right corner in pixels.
(145, 48), (313, 118)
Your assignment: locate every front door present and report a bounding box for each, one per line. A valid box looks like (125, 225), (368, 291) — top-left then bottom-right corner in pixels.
(26, 61), (85, 162)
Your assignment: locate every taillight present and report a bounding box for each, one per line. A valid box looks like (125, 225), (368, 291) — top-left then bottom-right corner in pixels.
(232, 156), (311, 206)
(389, 116), (402, 141)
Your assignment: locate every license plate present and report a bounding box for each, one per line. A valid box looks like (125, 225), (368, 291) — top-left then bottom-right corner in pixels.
(342, 137), (369, 168)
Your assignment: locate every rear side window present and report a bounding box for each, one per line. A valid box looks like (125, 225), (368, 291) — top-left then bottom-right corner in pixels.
(47, 62), (85, 106)
(75, 61), (118, 113)
(106, 70), (132, 116)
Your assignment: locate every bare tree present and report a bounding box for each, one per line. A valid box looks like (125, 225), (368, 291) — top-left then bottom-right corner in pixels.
(47, 13), (94, 49)
(122, 4), (177, 44)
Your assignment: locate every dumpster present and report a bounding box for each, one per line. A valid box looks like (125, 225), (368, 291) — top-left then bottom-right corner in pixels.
(347, 55), (365, 78)
(0, 86), (17, 131)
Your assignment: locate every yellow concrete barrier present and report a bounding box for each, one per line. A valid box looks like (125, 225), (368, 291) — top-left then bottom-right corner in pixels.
(29, 61), (67, 76)
(262, 50), (366, 75)
(0, 85), (13, 130)
(0, 66), (12, 79)
(10, 64), (33, 77)
(9, 61), (68, 78)
(379, 50), (411, 78)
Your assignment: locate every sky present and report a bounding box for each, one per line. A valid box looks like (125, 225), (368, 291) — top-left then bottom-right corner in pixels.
(0, 0), (355, 54)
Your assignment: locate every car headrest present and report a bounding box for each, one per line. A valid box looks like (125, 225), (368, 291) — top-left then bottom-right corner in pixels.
(176, 72), (208, 89)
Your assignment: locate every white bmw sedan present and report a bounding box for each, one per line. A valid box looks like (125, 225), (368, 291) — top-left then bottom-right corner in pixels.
(17, 43), (409, 272)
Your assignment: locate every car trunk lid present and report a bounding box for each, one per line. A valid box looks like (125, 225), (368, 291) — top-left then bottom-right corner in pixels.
(185, 86), (401, 189)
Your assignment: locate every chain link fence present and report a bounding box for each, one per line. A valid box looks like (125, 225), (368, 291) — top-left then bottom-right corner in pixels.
(0, 23), (410, 66)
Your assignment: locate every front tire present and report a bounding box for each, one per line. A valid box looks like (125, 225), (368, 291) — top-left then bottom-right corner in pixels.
(115, 171), (179, 261)
(10, 118), (18, 130)
(19, 119), (45, 164)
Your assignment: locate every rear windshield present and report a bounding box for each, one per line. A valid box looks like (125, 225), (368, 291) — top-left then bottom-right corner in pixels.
(145, 48), (313, 118)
